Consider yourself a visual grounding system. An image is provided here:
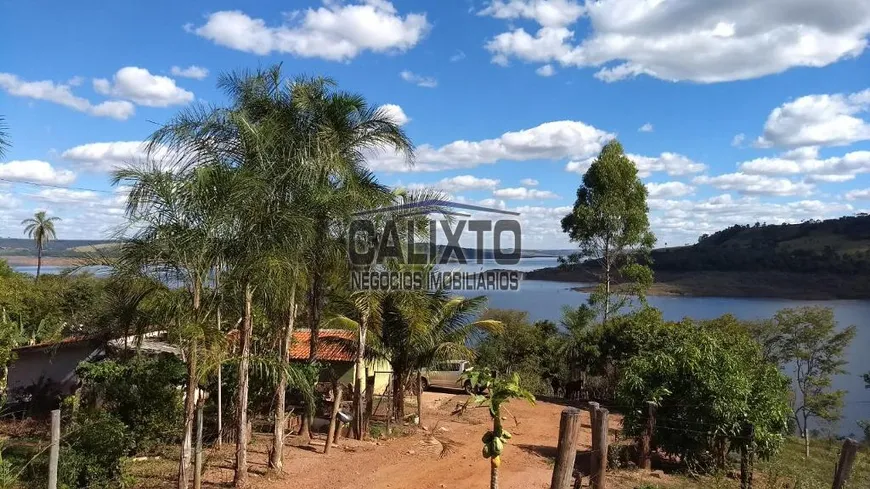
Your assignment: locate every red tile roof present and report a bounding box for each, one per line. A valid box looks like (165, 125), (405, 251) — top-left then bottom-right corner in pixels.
(289, 329), (356, 362)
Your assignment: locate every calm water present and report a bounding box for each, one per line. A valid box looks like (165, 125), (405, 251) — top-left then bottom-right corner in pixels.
(452, 260), (870, 437)
(18, 260), (870, 436)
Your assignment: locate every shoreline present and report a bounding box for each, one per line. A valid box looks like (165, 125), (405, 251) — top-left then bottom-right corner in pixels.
(1, 255), (86, 267)
(523, 268), (870, 301)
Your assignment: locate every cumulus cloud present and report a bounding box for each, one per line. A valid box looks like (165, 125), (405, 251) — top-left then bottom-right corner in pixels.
(738, 149), (870, 182)
(405, 175), (501, 192)
(170, 65), (209, 80)
(0, 73), (135, 120)
(31, 188), (101, 204)
(482, 0), (870, 83)
(191, 2), (429, 61)
(378, 104), (410, 126)
(536, 64), (556, 76)
(399, 70), (437, 88)
(369, 119), (614, 172)
(566, 152), (707, 178)
(755, 88), (870, 148)
(646, 181), (694, 198)
(0, 160), (76, 185)
(520, 178), (539, 186)
(846, 188), (870, 201)
(479, 0), (585, 27)
(649, 194), (853, 245)
(493, 187), (559, 200)
(61, 141), (178, 173)
(731, 133), (746, 147)
(693, 173), (814, 196)
(638, 123), (653, 132)
(450, 50), (466, 62)
(93, 67), (194, 107)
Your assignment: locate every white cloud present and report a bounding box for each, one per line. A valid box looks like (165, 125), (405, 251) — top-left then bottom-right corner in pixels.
(493, 187), (559, 200)
(61, 141), (178, 173)
(0, 160), (76, 185)
(406, 175), (501, 192)
(567, 152), (707, 178)
(520, 178), (539, 186)
(93, 67), (194, 107)
(638, 122), (653, 132)
(483, 0), (870, 83)
(369, 119), (614, 172)
(649, 194), (854, 245)
(450, 50), (466, 62)
(738, 149), (870, 182)
(31, 188), (101, 204)
(646, 181), (694, 198)
(399, 70), (437, 88)
(170, 65), (209, 80)
(846, 188), (870, 201)
(693, 173), (814, 196)
(536, 64), (556, 76)
(755, 88), (870, 148)
(479, 0), (584, 28)
(378, 104), (410, 126)
(0, 73), (135, 120)
(192, 2), (429, 61)
(731, 133), (746, 147)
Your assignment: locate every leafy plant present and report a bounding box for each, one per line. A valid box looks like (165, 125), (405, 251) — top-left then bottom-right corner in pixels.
(58, 410), (132, 489)
(461, 369), (535, 489)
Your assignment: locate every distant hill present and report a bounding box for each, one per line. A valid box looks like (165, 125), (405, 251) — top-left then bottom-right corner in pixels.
(0, 239), (119, 257)
(525, 215), (870, 299)
(651, 214), (870, 274)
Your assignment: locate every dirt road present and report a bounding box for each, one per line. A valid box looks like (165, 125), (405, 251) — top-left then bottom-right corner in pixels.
(200, 392), (615, 489)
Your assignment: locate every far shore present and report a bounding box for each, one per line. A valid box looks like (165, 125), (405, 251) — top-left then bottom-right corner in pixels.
(524, 268), (870, 301)
(1, 255), (86, 267)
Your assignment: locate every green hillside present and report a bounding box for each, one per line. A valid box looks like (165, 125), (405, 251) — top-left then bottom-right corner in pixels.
(652, 214), (870, 274)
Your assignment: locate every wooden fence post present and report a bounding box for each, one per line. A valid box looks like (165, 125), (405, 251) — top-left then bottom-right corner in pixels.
(550, 408), (582, 489)
(831, 438), (859, 489)
(639, 401), (656, 471)
(324, 385), (343, 454)
(365, 371), (375, 436)
(586, 401), (599, 475)
(591, 407), (609, 489)
(193, 402), (204, 489)
(48, 409), (60, 489)
(740, 423), (754, 489)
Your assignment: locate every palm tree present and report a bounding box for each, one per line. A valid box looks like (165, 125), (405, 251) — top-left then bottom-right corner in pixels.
(114, 162), (233, 489)
(0, 115), (10, 160)
(21, 211), (60, 280)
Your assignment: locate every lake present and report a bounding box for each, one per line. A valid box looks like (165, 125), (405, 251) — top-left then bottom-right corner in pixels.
(451, 258), (870, 437)
(17, 259), (870, 436)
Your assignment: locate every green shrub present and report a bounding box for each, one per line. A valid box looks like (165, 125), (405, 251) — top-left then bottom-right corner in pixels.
(77, 354), (185, 453)
(58, 411), (132, 489)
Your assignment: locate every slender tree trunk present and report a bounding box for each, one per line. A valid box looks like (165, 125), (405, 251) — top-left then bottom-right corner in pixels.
(392, 372), (405, 422)
(270, 290), (296, 471)
(302, 265), (323, 439)
(178, 283), (201, 489)
(803, 423), (810, 458)
(234, 284), (254, 488)
(35, 243), (42, 281)
(353, 321), (367, 440)
(216, 269), (223, 449)
(416, 370), (422, 425)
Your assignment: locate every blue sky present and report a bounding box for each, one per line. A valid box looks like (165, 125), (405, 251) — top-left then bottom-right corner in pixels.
(1, 0), (869, 249)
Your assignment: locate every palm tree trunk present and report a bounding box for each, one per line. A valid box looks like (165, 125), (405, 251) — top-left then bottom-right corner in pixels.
(178, 283), (201, 489)
(301, 267), (323, 439)
(269, 290), (296, 471)
(353, 322), (367, 440)
(234, 283), (254, 488)
(416, 370), (422, 425)
(392, 372), (405, 423)
(178, 337), (197, 489)
(35, 243), (42, 281)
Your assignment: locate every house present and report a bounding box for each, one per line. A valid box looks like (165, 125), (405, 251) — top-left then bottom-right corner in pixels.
(289, 329), (391, 396)
(6, 331), (181, 404)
